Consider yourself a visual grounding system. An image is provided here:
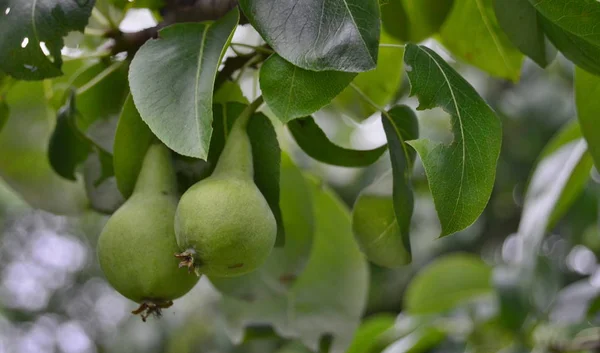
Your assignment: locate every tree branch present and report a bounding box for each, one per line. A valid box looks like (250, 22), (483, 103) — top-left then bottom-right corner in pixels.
(214, 52), (268, 91)
(107, 0), (241, 57)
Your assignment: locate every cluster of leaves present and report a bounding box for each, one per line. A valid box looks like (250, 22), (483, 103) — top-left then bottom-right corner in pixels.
(1, 0), (600, 352)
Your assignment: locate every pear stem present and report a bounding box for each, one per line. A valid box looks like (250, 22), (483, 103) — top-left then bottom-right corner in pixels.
(235, 95), (264, 129)
(133, 143), (178, 195)
(212, 96), (264, 179)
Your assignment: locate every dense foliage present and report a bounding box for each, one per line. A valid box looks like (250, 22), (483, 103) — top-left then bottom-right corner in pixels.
(1, 0), (600, 352)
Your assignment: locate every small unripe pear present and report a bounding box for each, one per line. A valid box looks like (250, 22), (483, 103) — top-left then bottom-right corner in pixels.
(97, 143), (198, 321)
(175, 110), (276, 278)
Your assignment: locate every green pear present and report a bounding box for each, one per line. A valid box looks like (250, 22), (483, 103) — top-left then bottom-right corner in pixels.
(175, 111), (276, 278)
(97, 143), (198, 321)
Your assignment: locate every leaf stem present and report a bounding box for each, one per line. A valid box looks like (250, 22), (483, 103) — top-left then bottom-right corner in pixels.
(84, 27), (107, 37)
(76, 61), (125, 96)
(379, 43), (406, 49)
(63, 51), (112, 61)
(230, 43), (274, 55)
(91, 8), (111, 28)
(62, 90), (113, 158)
(237, 95), (264, 127)
(349, 83), (384, 112)
(235, 54), (263, 83)
(215, 53), (267, 91)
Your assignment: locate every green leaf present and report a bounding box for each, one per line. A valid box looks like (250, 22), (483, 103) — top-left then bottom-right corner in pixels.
(346, 314), (396, 353)
(352, 171), (411, 268)
(75, 61), (129, 131)
(380, 0), (410, 43)
(238, 0), (380, 72)
(404, 44), (502, 236)
(333, 31), (404, 121)
(113, 95), (154, 199)
(287, 116), (387, 167)
(207, 103), (245, 170)
(352, 105), (419, 268)
(382, 0), (454, 43)
(493, 267), (530, 331)
(0, 0), (95, 80)
(468, 321), (514, 353)
(210, 153), (314, 300)
(129, 8), (239, 159)
(518, 124), (593, 256)
(382, 105), (419, 236)
(209, 103), (284, 246)
(132, 0), (164, 9)
(214, 80), (248, 105)
(532, 122), (593, 232)
(494, 0), (553, 67)
(276, 342), (313, 353)
(0, 81), (86, 214)
(260, 54), (356, 123)
(538, 120), (585, 159)
(384, 328), (446, 353)
(222, 176), (369, 352)
(576, 68), (600, 168)
(405, 253), (493, 314)
(439, 0), (523, 81)
(108, 0), (164, 9)
(0, 99), (8, 133)
(83, 151), (124, 214)
(541, 17), (600, 76)
(247, 112), (284, 246)
(529, 0), (600, 47)
(48, 93), (91, 181)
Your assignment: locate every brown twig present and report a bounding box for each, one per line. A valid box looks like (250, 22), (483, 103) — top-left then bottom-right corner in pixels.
(106, 0), (243, 57)
(214, 51), (268, 90)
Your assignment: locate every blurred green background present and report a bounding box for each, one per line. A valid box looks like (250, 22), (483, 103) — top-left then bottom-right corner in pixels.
(1, 12), (600, 353)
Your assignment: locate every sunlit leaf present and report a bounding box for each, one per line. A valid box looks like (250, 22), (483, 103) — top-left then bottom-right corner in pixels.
(404, 44), (502, 236)
(346, 314), (396, 353)
(129, 8), (239, 159)
(260, 54), (355, 123)
(405, 254), (493, 314)
(239, 0), (380, 72)
(0, 0), (95, 80)
(440, 0), (523, 81)
(288, 116), (387, 167)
